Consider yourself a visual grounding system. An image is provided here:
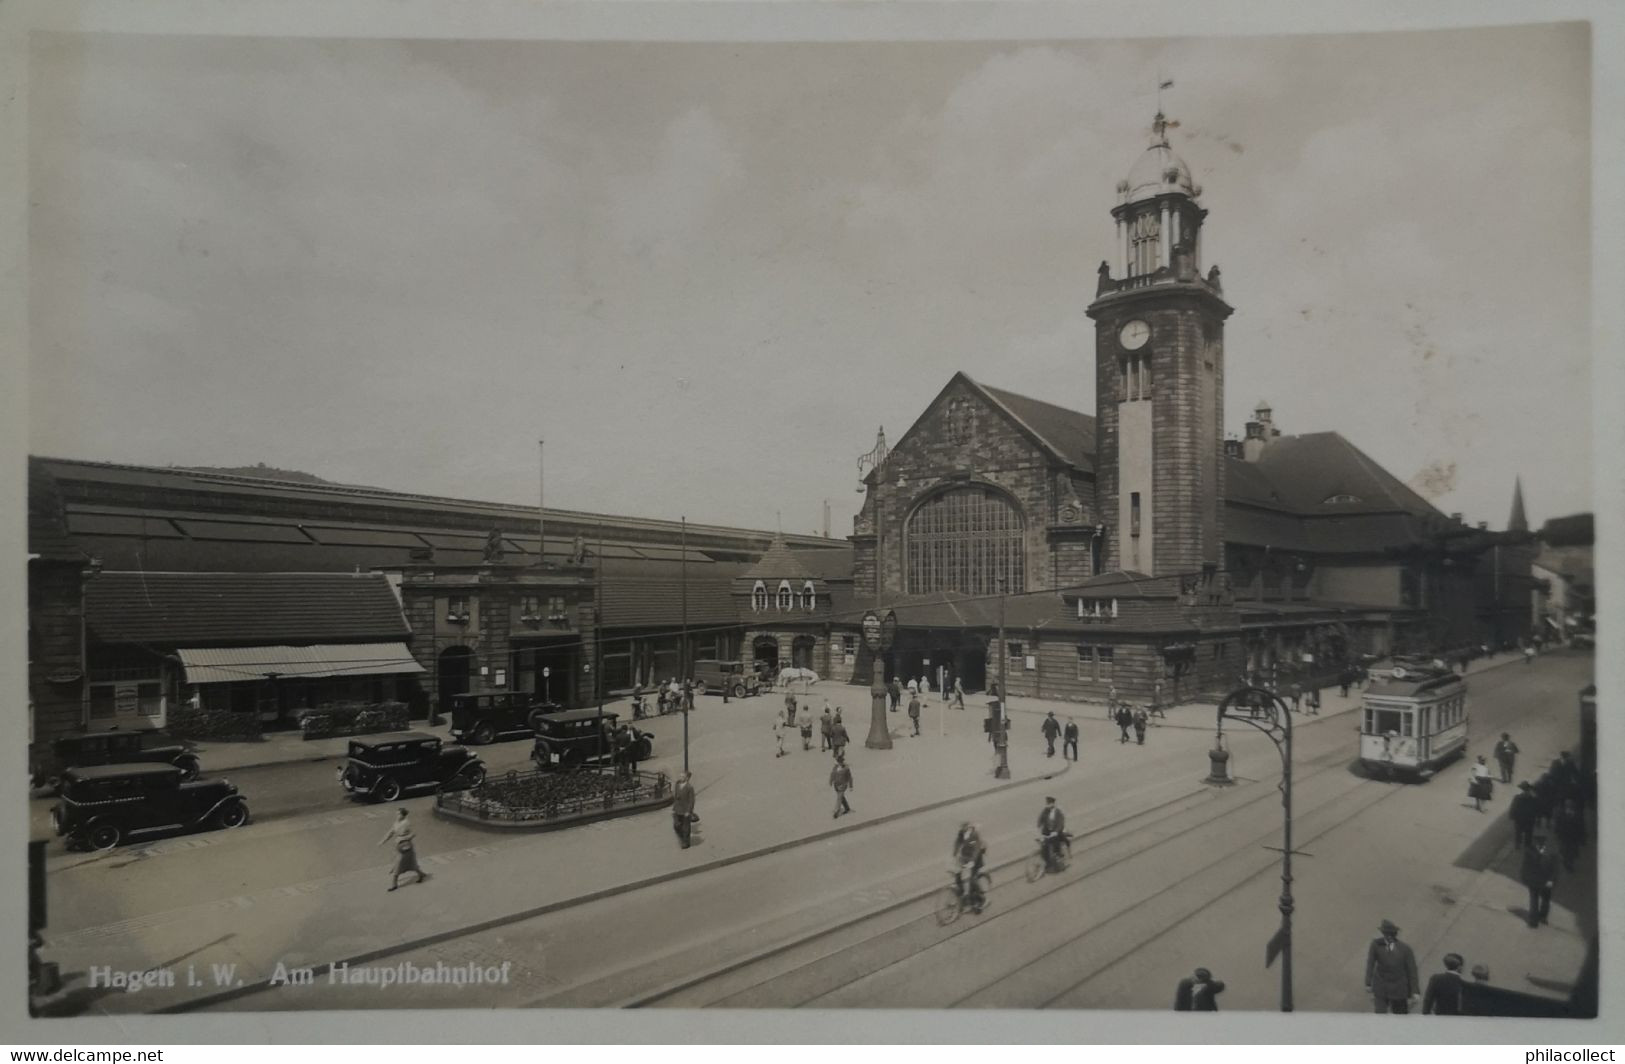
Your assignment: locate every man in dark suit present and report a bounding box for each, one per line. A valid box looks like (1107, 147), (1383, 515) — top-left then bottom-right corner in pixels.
(1422, 953), (1466, 1015)
(1365, 919), (1419, 1013)
(1173, 967), (1225, 1011)
(1520, 835), (1559, 927)
(1508, 781), (1540, 850)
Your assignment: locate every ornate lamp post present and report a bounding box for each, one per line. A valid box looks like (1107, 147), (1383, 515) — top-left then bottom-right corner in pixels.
(858, 428), (894, 752)
(1209, 683), (1297, 1012)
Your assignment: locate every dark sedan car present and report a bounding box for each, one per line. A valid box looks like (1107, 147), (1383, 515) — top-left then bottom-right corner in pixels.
(53, 763), (248, 851)
(531, 710), (651, 771)
(338, 732), (486, 802)
(33, 730), (201, 792)
(447, 692), (563, 745)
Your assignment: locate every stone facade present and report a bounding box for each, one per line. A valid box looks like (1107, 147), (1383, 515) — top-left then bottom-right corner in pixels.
(28, 561), (88, 756)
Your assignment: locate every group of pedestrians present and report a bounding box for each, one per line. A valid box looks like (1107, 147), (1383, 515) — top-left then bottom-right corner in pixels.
(1112, 703), (1150, 745)
(1363, 919), (1508, 1015)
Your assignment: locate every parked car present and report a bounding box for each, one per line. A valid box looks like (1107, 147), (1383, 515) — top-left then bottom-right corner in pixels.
(33, 730), (201, 792)
(338, 732), (486, 802)
(690, 659), (761, 698)
(447, 692), (564, 745)
(52, 763), (248, 851)
(531, 710), (651, 771)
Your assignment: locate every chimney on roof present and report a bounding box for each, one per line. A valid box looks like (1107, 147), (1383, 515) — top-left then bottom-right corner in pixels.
(1223, 437), (1243, 460)
(1242, 400), (1280, 462)
(1450, 512), (1463, 524)
(1477, 520), (1489, 530)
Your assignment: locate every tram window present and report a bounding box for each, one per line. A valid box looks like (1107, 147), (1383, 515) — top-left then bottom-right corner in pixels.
(1371, 709), (1404, 736)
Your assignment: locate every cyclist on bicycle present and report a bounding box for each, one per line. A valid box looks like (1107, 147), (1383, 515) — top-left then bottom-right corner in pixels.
(1038, 796), (1068, 871)
(953, 822), (987, 908)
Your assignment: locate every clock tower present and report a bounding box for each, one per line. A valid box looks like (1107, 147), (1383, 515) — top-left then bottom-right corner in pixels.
(1087, 112), (1232, 577)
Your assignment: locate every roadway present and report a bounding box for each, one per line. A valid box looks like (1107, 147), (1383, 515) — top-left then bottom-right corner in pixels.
(36, 652), (1593, 1014)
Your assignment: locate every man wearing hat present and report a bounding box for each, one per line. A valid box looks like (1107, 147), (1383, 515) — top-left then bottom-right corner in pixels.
(1037, 796), (1067, 871)
(1365, 919), (1419, 1013)
(1519, 834), (1559, 927)
(1173, 967), (1225, 1011)
(1493, 732), (1520, 784)
(1422, 953), (1466, 1015)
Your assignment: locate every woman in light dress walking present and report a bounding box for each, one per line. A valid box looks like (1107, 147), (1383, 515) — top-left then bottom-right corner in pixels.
(379, 808), (429, 891)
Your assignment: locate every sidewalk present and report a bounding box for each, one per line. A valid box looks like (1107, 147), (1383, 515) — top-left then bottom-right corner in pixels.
(1000, 646), (1532, 735)
(182, 650), (1536, 773)
(37, 694), (1065, 1015)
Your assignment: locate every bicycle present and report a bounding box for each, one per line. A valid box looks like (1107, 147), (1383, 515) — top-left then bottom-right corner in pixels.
(1025, 833), (1072, 882)
(937, 866), (993, 926)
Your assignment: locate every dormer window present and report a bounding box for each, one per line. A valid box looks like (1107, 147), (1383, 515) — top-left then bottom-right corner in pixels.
(801, 581), (816, 610)
(776, 581), (793, 610)
(751, 581), (768, 612)
(1323, 493), (1362, 505)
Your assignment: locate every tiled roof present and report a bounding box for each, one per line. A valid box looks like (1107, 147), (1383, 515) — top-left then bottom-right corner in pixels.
(27, 460), (86, 562)
(598, 568), (744, 629)
(742, 537), (814, 581)
(976, 380), (1097, 473)
(1248, 433), (1444, 518)
(86, 572), (411, 646)
(785, 547), (855, 582)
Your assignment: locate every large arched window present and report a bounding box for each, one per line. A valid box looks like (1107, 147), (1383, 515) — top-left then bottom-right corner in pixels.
(905, 486), (1025, 595)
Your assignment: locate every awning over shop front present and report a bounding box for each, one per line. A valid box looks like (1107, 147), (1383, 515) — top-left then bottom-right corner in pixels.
(177, 643), (425, 685)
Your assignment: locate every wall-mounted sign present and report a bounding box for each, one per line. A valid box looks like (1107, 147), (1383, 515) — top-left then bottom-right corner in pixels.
(494, 669), (507, 687)
(543, 667), (551, 678)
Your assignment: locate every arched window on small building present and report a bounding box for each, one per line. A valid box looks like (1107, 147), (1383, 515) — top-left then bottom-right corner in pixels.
(801, 581), (816, 610)
(751, 581), (768, 612)
(777, 581), (793, 610)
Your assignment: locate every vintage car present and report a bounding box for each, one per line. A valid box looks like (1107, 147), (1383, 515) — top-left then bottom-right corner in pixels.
(52, 763), (249, 851)
(338, 732), (486, 802)
(447, 692), (564, 745)
(33, 729), (201, 792)
(531, 710), (652, 771)
(690, 659), (761, 699)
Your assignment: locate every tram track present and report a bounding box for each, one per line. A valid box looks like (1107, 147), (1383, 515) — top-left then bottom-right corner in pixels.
(629, 742), (1371, 1008)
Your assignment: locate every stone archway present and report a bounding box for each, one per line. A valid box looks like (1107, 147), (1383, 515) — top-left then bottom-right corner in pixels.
(752, 636), (780, 674)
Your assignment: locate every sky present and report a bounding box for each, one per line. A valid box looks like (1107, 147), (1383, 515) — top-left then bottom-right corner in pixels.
(26, 23), (1592, 535)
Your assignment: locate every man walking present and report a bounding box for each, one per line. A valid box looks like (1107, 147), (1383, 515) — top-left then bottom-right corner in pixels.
(378, 808), (428, 892)
(1494, 732), (1520, 784)
(953, 677), (966, 711)
(1173, 967), (1225, 1011)
(829, 754), (853, 818)
(830, 713), (850, 760)
(1365, 919), (1419, 1013)
(1063, 717), (1080, 761)
(1288, 682), (1303, 714)
(819, 706), (833, 752)
(887, 677), (902, 713)
(1553, 799), (1585, 873)
(1133, 706), (1149, 746)
(785, 689), (798, 727)
(671, 771), (696, 849)
(907, 691), (921, 736)
(1306, 687), (1321, 715)
(797, 703), (814, 751)
(1115, 705), (1133, 744)
(1509, 781), (1539, 850)
(1520, 835), (1559, 927)
(1041, 711), (1061, 757)
(1422, 954), (1466, 1016)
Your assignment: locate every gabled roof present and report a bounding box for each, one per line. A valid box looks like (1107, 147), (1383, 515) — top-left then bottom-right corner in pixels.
(86, 571), (411, 646)
(976, 380), (1097, 473)
(879, 373), (1097, 480)
(742, 537), (814, 581)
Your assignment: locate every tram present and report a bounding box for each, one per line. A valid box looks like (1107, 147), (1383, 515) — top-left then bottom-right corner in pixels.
(1358, 658), (1469, 780)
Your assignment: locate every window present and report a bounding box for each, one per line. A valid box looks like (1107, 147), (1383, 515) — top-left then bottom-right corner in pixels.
(1120, 354), (1152, 402)
(548, 595), (566, 617)
(519, 595), (541, 618)
(776, 581), (793, 610)
(751, 581), (768, 611)
(1213, 641), (1228, 661)
(137, 682), (162, 718)
(905, 487), (1025, 596)
(842, 635), (856, 665)
(1097, 646), (1114, 681)
(801, 581), (816, 610)
(1130, 493), (1142, 537)
(448, 595), (469, 620)
(1007, 641), (1025, 662)
(1371, 708), (1403, 735)
(89, 684), (116, 720)
(1076, 647), (1093, 680)
(1323, 493), (1363, 505)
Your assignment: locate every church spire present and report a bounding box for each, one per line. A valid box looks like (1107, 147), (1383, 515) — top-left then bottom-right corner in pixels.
(1507, 476), (1529, 533)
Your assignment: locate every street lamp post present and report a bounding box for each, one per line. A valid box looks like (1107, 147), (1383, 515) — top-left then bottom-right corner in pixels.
(993, 578), (1010, 779)
(1210, 683), (1297, 1012)
(857, 427), (893, 752)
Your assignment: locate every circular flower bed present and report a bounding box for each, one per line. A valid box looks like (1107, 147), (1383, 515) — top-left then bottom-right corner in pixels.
(436, 765), (670, 829)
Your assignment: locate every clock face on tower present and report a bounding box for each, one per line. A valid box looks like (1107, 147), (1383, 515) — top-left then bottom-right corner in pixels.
(1119, 319), (1151, 351)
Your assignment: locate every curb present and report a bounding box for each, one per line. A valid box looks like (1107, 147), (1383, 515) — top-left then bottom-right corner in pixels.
(155, 750), (1070, 1013)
